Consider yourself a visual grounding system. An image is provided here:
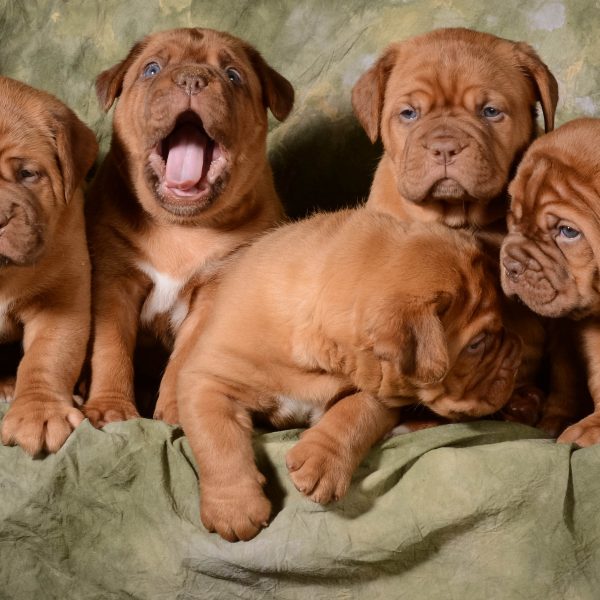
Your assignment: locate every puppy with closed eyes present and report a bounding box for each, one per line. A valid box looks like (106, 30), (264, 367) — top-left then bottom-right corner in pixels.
(84, 28), (293, 427)
(178, 209), (522, 541)
(501, 118), (600, 445)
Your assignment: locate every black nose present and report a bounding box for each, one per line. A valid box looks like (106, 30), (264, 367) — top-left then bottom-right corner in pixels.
(173, 69), (208, 95)
(502, 255), (525, 281)
(428, 136), (464, 165)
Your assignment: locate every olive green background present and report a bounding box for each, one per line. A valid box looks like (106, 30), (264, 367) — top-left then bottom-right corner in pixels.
(1, 1), (600, 598)
(1, 0), (598, 217)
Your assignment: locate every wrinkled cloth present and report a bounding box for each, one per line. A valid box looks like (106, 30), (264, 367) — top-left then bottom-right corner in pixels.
(1, 404), (598, 599)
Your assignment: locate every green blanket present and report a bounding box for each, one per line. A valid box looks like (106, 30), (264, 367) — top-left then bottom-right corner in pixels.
(1, 1), (600, 598)
(2, 403), (597, 600)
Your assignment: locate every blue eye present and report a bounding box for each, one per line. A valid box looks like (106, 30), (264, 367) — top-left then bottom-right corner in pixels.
(143, 62), (161, 79)
(226, 67), (242, 85)
(482, 105), (503, 120)
(399, 106), (418, 121)
(558, 225), (581, 240)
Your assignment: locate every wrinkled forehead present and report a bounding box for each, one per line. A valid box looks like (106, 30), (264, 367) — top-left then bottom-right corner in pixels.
(387, 40), (532, 107)
(138, 29), (250, 69)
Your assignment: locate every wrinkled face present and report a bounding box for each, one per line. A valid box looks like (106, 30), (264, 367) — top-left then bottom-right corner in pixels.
(353, 29), (557, 228)
(418, 256), (522, 419)
(103, 29), (291, 221)
(501, 130), (600, 319)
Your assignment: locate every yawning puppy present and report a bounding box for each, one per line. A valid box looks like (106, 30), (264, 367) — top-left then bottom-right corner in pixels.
(84, 28), (294, 426)
(0, 76), (98, 454)
(501, 118), (600, 445)
(178, 209), (522, 541)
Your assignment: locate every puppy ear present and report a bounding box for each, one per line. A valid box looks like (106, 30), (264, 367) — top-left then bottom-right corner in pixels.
(245, 46), (295, 122)
(514, 42), (559, 133)
(351, 46), (398, 143)
(372, 296), (450, 385)
(96, 40), (147, 112)
(50, 106), (99, 203)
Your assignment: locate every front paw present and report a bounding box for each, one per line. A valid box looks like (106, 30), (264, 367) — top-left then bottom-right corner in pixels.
(1, 398), (84, 455)
(558, 413), (600, 446)
(153, 396), (179, 425)
(83, 397), (140, 428)
(286, 436), (353, 504)
(200, 476), (271, 542)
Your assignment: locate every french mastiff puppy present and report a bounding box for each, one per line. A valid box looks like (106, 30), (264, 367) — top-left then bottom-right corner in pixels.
(178, 209), (522, 541)
(0, 77), (98, 454)
(85, 28), (294, 426)
(352, 27), (563, 431)
(501, 118), (600, 446)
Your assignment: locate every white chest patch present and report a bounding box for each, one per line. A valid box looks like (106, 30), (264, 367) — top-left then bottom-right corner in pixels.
(137, 262), (189, 331)
(275, 395), (324, 427)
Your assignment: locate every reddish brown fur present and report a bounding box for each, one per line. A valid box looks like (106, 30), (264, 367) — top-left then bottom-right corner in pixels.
(178, 209), (521, 541)
(84, 28), (294, 427)
(0, 76), (98, 455)
(501, 118), (600, 445)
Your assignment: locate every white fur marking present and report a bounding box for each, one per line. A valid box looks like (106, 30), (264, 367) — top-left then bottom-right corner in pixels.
(275, 395), (324, 426)
(137, 262), (188, 328)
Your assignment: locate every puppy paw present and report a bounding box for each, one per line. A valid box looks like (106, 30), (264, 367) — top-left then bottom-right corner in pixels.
(200, 477), (271, 542)
(153, 398), (179, 425)
(1, 398), (84, 455)
(0, 377), (15, 403)
(83, 398), (140, 428)
(558, 413), (600, 446)
(286, 438), (352, 504)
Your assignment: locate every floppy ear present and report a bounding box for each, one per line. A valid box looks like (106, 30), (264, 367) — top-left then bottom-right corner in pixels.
(245, 45), (295, 122)
(371, 296), (450, 385)
(513, 42), (559, 133)
(96, 39), (147, 112)
(351, 46), (398, 143)
(50, 106), (99, 203)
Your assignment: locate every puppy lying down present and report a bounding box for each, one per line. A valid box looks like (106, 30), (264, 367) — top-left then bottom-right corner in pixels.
(178, 209), (522, 541)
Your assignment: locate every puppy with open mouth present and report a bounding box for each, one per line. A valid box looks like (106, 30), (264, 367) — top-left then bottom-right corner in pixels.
(501, 118), (600, 446)
(84, 28), (294, 426)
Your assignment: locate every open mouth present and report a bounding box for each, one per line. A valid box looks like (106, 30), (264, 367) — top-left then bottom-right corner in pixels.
(148, 112), (228, 211)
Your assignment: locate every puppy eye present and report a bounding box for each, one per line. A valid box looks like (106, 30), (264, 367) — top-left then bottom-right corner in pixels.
(466, 333), (486, 353)
(226, 67), (242, 85)
(142, 62), (161, 79)
(482, 105), (504, 121)
(18, 168), (39, 184)
(399, 106), (419, 122)
(558, 225), (581, 240)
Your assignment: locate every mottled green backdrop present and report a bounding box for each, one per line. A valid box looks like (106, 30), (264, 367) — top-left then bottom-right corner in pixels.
(1, 0), (598, 217)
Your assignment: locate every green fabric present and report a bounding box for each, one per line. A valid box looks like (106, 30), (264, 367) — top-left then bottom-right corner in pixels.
(2, 1), (600, 598)
(1, 403), (597, 600)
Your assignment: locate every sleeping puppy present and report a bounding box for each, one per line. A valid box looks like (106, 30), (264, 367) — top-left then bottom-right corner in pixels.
(178, 209), (522, 541)
(0, 76), (98, 454)
(501, 118), (600, 446)
(84, 28), (294, 426)
(352, 27), (563, 431)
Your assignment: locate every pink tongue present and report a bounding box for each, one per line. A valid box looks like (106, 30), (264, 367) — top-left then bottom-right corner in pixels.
(165, 125), (207, 189)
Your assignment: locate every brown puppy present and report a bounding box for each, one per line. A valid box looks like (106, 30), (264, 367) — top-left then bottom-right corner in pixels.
(501, 118), (600, 446)
(352, 27), (562, 431)
(352, 27), (558, 228)
(178, 209), (522, 541)
(0, 77), (98, 454)
(84, 28), (294, 426)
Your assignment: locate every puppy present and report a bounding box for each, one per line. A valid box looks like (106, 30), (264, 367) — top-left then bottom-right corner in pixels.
(0, 76), (98, 454)
(178, 209), (522, 541)
(352, 27), (563, 430)
(501, 118), (600, 446)
(84, 28), (294, 426)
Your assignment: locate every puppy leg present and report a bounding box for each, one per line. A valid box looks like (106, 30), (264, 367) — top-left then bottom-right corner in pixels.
(286, 392), (400, 503)
(85, 277), (145, 427)
(1, 297), (89, 455)
(558, 322), (600, 446)
(179, 376), (270, 542)
(154, 286), (214, 424)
